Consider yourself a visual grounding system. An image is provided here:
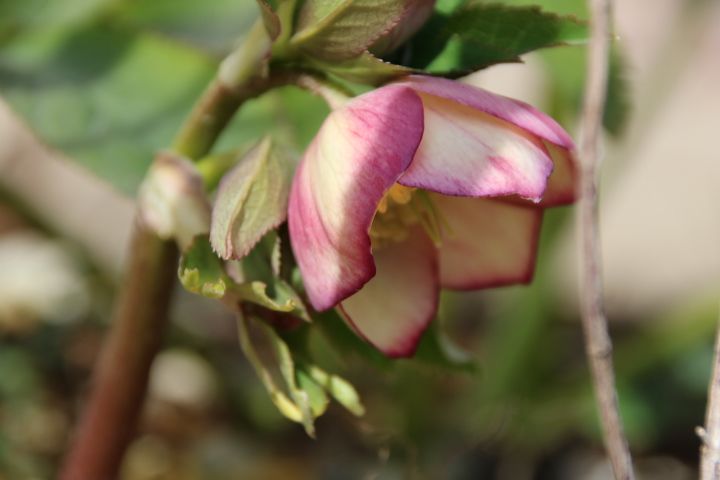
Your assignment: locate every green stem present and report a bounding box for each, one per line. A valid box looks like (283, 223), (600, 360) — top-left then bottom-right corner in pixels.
(59, 65), (293, 480)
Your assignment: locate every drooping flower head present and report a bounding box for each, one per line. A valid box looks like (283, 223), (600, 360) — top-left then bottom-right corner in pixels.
(288, 75), (576, 357)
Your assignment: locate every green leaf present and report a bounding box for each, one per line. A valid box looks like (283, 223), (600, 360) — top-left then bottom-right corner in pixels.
(0, 9), (327, 195)
(315, 310), (392, 368)
(178, 236), (228, 299)
(413, 322), (477, 372)
(291, 0), (409, 60)
(308, 51), (412, 84)
(0, 0), (114, 41)
(0, 24), (215, 195)
(112, 0), (257, 54)
(209, 137), (296, 260)
(407, 2), (588, 75)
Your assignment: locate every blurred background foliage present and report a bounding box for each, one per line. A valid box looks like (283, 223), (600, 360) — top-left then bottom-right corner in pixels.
(0, 0), (718, 478)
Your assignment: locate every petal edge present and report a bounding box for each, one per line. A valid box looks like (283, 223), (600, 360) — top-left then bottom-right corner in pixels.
(288, 86), (425, 310)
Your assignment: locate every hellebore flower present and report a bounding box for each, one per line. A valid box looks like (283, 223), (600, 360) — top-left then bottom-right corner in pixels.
(288, 75), (576, 357)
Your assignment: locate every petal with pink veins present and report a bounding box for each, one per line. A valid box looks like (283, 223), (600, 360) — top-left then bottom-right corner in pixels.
(433, 195), (544, 290)
(288, 86), (425, 311)
(339, 231), (438, 358)
(399, 92), (554, 201)
(398, 75), (575, 149)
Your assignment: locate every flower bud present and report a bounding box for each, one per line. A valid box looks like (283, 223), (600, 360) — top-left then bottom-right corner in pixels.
(138, 152), (211, 250)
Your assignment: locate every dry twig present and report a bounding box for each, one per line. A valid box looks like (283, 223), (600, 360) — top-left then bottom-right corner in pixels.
(577, 0), (635, 478)
(699, 304), (720, 479)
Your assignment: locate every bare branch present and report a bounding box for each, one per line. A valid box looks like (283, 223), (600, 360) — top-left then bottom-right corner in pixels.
(699, 304), (720, 479)
(577, 0), (635, 479)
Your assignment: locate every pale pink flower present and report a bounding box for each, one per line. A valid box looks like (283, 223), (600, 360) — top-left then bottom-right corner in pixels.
(288, 75), (576, 357)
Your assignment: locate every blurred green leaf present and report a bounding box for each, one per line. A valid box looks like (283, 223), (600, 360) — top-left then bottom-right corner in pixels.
(603, 48), (631, 136)
(0, 0), (332, 196)
(0, 0), (113, 41)
(0, 24), (215, 194)
(314, 310), (392, 368)
(0, 348), (41, 399)
(542, 44), (632, 136)
(112, 0), (257, 54)
(413, 322), (477, 372)
(406, 2), (587, 75)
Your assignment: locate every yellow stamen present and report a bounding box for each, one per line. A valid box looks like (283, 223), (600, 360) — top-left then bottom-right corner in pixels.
(376, 196), (389, 214)
(388, 184), (414, 204)
(370, 185), (449, 250)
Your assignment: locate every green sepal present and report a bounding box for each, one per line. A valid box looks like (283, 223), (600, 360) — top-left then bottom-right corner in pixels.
(298, 362), (365, 416)
(233, 232), (311, 322)
(178, 236), (228, 299)
(296, 368), (331, 418)
(232, 280), (309, 321)
(178, 233), (309, 321)
(236, 315), (310, 430)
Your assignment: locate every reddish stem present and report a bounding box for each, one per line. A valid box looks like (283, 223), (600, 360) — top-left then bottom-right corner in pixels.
(59, 225), (177, 480)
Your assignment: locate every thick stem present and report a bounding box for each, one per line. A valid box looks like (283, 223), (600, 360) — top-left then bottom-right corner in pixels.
(59, 73), (288, 480)
(578, 0), (635, 479)
(699, 305), (720, 479)
(59, 226), (177, 480)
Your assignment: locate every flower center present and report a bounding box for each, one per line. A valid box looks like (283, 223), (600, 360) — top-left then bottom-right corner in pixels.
(369, 184), (446, 250)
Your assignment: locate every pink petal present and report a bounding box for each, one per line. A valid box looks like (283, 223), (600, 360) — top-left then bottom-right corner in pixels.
(339, 231), (438, 358)
(398, 92), (554, 201)
(539, 141), (578, 207)
(398, 75), (575, 149)
(288, 86), (425, 311)
(433, 195), (544, 289)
